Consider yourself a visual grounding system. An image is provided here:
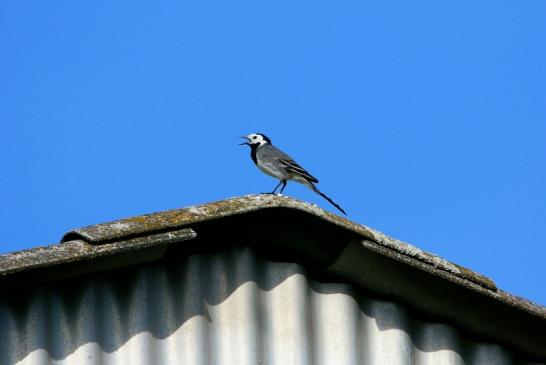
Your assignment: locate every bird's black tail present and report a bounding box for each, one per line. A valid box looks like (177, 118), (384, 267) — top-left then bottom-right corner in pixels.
(309, 183), (347, 215)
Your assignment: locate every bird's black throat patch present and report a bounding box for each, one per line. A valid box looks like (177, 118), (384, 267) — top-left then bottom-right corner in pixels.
(250, 144), (259, 164)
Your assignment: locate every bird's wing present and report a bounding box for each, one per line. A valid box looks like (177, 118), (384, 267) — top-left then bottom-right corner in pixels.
(278, 158), (319, 183)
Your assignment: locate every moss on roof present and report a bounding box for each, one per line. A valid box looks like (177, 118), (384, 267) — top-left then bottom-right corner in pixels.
(62, 194), (496, 289)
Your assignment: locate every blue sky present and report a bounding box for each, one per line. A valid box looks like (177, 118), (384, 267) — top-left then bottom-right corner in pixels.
(1, 1), (545, 305)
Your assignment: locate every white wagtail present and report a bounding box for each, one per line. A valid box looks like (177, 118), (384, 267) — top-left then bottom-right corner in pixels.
(240, 133), (347, 215)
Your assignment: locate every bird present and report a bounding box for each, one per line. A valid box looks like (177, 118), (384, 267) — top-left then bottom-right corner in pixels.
(239, 133), (347, 215)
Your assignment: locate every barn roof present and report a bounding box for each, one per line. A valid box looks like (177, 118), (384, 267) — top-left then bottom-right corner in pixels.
(1, 194), (545, 359)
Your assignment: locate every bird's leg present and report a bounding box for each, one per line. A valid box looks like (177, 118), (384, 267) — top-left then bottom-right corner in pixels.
(278, 180), (287, 194)
(269, 180), (283, 194)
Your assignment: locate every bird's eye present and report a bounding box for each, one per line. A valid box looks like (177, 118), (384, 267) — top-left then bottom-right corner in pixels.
(252, 136), (257, 139)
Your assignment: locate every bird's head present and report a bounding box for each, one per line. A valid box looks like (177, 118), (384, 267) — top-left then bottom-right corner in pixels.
(239, 133), (271, 147)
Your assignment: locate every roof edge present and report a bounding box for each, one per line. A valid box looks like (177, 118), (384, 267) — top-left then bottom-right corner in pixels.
(0, 228), (197, 285)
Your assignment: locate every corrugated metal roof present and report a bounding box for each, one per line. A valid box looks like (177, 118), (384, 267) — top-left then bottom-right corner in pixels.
(0, 247), (542, 365)
(0, 194), (545, 360)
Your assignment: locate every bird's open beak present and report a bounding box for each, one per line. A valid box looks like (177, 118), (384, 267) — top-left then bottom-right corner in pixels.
(239, 136), (250, 145)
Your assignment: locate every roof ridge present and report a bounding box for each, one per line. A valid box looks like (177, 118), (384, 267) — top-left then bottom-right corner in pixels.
(61, 194), (496, 290)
